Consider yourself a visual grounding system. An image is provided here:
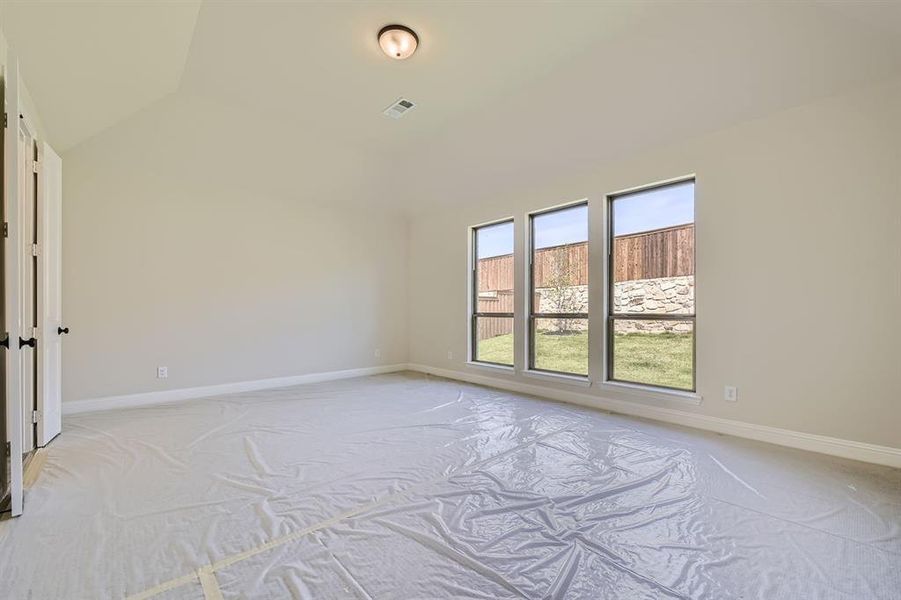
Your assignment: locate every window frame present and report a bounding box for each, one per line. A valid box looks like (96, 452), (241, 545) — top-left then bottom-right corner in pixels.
(528, 201), (590, 378)
(470, 219), (515, 367)
(605, 178), (696, 393)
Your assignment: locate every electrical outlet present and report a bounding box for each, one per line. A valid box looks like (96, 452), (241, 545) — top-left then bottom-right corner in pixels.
(374, 348), (382, 359)
(447, 350), (454, 360)
(724, 386), (737, 402)
(157, 366), (168, 379)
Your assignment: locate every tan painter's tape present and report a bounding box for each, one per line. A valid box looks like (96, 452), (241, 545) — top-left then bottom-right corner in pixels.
(23, 449), (48, 489)
(125, 572), (199, 600)
(128, 425), (572, 598)
(198, 566), (224, 600)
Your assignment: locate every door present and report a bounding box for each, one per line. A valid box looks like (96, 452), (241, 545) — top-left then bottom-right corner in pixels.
(18, 119), (36, 454)
(37, 142), (62, 446)
(0, 64), (8, 509)
(3, 57), (25, 517)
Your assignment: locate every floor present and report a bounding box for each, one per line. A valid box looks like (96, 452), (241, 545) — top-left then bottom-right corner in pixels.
(1, 372), (899, 599)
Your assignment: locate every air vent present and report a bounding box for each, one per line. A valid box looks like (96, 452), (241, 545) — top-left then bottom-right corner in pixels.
(383, 98), (416, 119)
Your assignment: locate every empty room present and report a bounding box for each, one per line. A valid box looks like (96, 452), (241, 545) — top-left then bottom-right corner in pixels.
(1, 1), (900, 598)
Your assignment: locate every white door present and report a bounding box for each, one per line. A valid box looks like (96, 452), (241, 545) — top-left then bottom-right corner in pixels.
(3, 58), (25, 517)
(37, 142), (62, 446)
(18, 119), (36, 454)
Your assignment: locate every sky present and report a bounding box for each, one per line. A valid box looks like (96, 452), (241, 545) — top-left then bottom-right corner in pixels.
(533, 204), (588, 250)
(476, 181), (694, 258)
(613, 181), (694, 236)
(476, 221), (514, 259)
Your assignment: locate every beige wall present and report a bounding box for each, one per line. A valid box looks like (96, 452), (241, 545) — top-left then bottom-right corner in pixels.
(408, 79), (901, 449)
(62, 92), (408, 402)
(54, 63), (901, 449)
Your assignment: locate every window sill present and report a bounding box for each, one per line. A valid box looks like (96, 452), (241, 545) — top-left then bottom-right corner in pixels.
(466, 361), (514, 373)
(522, 369), (591, 387)
(598, 381), (702, 405)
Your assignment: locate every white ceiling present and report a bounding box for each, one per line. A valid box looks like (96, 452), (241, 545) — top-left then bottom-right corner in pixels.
(3, 1), (901, 214)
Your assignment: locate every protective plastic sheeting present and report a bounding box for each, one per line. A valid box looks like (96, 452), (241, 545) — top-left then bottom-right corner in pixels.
(1, 372), (899, 598)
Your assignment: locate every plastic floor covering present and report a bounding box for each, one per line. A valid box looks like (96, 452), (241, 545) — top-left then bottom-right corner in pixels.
(1, 371), (899, 599)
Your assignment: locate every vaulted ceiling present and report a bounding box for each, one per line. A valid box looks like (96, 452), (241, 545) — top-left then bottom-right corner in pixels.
(1, 0), (202, 152)
(3, 1), (901, 213)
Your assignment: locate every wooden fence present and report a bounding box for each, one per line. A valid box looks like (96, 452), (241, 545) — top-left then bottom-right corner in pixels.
(476, 291), (513, 340)
(476, 242), (588, 294)
(532, 242), (589, 288)
(613, 224), (694, 282)
(475, 223), (693, 300)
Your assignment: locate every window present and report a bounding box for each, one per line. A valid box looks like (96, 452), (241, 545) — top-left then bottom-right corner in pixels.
(607, 180), (695, 391)
(529, 203), (588, 376)
(471, 220), (514, 366)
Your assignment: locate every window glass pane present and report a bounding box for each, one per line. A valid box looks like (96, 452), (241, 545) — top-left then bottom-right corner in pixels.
(475, 317), (513, 365)
(533, 204), (588, 314)
(612, 182), (694, 315)
(611, 319), (694, 390)
(476, 221), (514, 298)
(533, 317), (588, 376)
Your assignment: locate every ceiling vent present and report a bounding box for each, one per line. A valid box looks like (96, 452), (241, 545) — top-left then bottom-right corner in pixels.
(383, 98), (416, 119)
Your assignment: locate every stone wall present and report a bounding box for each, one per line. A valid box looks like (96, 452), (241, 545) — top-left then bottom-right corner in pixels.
(613, 276), (694, 334)
(535, 285), (588, 332)
(535, 285), (588, 314)
(534, 276), (694, 334)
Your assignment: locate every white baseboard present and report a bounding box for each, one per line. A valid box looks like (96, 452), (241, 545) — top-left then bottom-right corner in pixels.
(62, 364), (408, 415)
(62, 361), (900, 468)
(406, 363), (901, 469)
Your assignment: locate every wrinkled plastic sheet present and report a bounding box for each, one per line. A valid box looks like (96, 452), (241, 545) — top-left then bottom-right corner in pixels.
(1, 371), (899, 599)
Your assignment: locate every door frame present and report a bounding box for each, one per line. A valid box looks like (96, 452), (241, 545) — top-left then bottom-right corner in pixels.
(2, 56), (25, 517)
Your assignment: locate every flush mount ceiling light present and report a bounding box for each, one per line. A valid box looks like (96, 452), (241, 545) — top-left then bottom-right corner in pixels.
(378, 24), (418, 60)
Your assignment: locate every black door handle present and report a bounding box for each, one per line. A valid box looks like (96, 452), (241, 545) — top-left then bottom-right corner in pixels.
(58, 326), (69, 335)
(19, 337), (36, 348)
(0, 334), (8, 349)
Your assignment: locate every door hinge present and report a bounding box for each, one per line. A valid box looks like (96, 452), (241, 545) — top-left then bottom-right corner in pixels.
(31, 243), (40, 257)
(32, 160), (40, 174)
(32, 410), (41, 424)
(3, 112), (7, 128)
(3, 222), (7, 238)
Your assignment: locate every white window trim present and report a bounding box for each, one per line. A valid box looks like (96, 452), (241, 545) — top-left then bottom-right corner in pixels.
(603, 175), (698, 396)
(466, 361), (514, 373)
(598, 380), (702, 406)
(525, 198), (590, 378)
(467, 217), (516, 367)
(522, 369), (591, 387)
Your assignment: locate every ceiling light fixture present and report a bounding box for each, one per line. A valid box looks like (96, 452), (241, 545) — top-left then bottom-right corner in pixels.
(378, 24), (418, 60)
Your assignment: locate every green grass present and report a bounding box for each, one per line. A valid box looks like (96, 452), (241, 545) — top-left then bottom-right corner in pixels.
(612, 332), (693, 390)
(477, 330), (693, 390)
